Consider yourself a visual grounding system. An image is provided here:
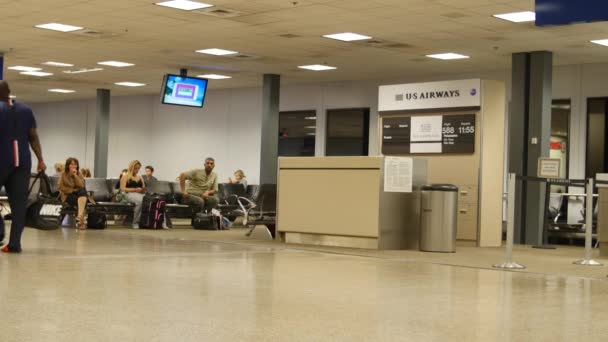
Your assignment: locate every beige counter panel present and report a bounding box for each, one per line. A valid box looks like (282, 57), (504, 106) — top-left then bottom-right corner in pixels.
(279, 156), (382, 169)
(278, 169), (381, 238)
(599, 188), (608, 257)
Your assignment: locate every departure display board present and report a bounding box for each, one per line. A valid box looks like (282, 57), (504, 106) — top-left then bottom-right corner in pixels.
(382, 114), (475, 154)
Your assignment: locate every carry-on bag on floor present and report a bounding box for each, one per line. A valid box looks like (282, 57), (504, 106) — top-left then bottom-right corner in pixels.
(139, 194), (166, 229)
(25, 172), (62, 230)
(87, 209), (107, 229)
(192, 212), (222, 230)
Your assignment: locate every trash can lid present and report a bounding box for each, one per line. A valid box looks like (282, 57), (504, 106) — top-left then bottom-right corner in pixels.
(422, 184), (458, 192)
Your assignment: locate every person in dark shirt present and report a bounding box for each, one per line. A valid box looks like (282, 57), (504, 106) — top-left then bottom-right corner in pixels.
(143, 165), (157, 186)
(0, 80), (46, 253)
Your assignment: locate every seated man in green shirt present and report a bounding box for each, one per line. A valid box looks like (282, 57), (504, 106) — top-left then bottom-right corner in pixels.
(179, 157), (219, 213)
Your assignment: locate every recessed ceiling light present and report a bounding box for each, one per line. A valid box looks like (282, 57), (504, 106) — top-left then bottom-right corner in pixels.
(35, 23), (84, 32)
(323, 32), (372, 42)
(20, 71), (53, 77)
(305, 116), (317, 120)
(48, 89), (75, 93)
(63, 67), (104, 74)
(8, 66), (42, 72)
(9, 95), (16, 99)
(305, 126), (316, 129)
(155, 0), (213, 11)
(198, 74), (231, 79)
(195, 48), (238, 56)
(426, 53), (470, 60)
(42, 61), (74, 67)
(493, 11), (536, 23)
(115, 82), (146, 87)
(306, 133), (316, 136)
(298, 64), (337, 71)
(98, 61), (134, 67)
(591, 39), (608, 47)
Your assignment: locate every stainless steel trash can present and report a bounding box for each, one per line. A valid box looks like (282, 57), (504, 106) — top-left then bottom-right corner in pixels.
(420, 184), (458, 252)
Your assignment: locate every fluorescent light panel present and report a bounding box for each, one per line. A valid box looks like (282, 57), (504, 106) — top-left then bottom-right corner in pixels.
(35, 23), (84, 32)
(591, 39), (608, 47)
(8, 66), (42, 72)
(298, 64), (337, 71)
(198, 74), (231, 79)
(42, 61), (74, 67)
(48, 89), (75, 93)
(20, 71), (53, 77)
(98, 61), (134, 67)
(155, 0), (213, 11)
(323, 32), (372, 42)
(195, 48), (238, 56)
(115, 82), (146, 87)
(493, 11), (536, 23)
(305, 116), (317, 120)
(426, 53), (470, 60)
(63, 67), (104, 74)
(9, 95), (16, 99)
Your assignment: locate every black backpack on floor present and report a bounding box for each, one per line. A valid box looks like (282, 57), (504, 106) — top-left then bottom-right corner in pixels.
(25, 172), (61, 230)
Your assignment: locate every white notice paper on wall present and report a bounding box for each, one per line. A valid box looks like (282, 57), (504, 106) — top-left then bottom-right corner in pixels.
(384, 157), (413, 193)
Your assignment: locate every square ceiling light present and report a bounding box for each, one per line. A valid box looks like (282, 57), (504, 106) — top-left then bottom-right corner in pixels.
(493, 11), (536, 23)
(20, 71), (53, 77)
(8, 66), (42, 72)
(591, 39), (608, 47)
(298, 64), (337, 71)
(198, 74), (231, 79)
(155, 0), (213, 11)
(48, 89), (75, 93)
(98, 61), (134, 67)
(115, 82), (146, 87)
(426, 53), (470, 60)
(323, 32), (372, 42)
(42, 61), (74, 67)
(35, 23), (84, 32)
(195, 48), (238, 56)
(63, 67), (104, 74)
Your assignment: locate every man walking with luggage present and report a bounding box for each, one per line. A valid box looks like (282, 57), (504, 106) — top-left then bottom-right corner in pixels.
(179, 157), (219, 214)
(0, 81), (46, 253)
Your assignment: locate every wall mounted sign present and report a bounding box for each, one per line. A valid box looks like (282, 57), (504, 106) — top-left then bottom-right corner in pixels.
(378, 79), (481, 112)
(382, 114), (476, 154)
(538, 158), (561, 179)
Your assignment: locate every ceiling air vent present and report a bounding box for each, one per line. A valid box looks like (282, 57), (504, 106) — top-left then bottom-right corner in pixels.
(278, 33), (301, 38)
(226, 53), (261, 60)
(70, 29), (122, 38)
(442, 12), (468, 19)
(193, 7), (247, 18)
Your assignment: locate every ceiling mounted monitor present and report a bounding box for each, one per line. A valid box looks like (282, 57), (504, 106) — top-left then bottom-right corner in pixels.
(161, 74), (208, 108)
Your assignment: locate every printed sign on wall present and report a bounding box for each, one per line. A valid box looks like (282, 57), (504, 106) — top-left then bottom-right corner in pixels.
(382, 114), (476, 155)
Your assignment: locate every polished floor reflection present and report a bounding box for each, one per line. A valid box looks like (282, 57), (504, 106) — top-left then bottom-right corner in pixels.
(1, 228), (608, 341)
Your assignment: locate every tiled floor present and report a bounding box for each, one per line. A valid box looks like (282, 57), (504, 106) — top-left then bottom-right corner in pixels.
(1, 227), (608, 341)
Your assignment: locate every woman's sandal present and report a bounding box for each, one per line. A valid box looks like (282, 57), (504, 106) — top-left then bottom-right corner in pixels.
(76, 215), (87, 230)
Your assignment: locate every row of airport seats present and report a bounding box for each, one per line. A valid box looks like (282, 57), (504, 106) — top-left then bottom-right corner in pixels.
(43, 177), (276, 234)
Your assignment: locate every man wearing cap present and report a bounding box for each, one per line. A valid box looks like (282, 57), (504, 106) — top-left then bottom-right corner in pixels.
(0, 80), (46, 253)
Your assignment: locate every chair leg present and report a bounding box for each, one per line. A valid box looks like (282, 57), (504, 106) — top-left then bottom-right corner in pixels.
(245, 225), (255, 237)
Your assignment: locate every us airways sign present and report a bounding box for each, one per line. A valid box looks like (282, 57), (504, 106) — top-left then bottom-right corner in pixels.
(379, 79), (481, 111)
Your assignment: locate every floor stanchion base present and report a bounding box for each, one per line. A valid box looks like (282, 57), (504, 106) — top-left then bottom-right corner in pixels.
(493, 262), (526, 270)
(573, 259), (603, 266)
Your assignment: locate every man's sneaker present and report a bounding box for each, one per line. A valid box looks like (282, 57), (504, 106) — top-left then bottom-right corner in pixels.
(132, 224), (139, 229)
(1, 245), (22, 253)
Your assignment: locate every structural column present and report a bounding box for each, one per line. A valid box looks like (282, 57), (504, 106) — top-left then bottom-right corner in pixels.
(260, 74), (280, 184)
(94, 89), (110, 178)
(508, 51), (553, 245)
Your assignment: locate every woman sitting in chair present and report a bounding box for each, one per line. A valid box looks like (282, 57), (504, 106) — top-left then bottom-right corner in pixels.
(120, 160), (146, 229)
(58, 157), (89, 229)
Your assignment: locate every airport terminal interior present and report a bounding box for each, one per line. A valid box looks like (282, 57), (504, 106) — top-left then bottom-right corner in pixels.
(3, 0), (608, 341)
